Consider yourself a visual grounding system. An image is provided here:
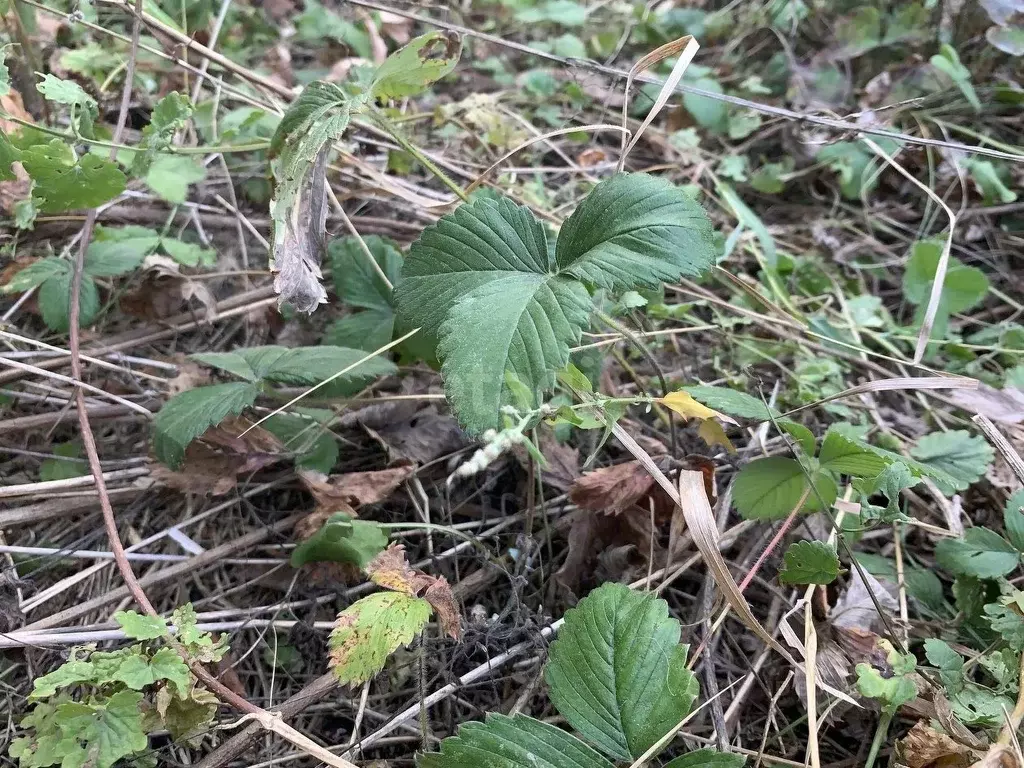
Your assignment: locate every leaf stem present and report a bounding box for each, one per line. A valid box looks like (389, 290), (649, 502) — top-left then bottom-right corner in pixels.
(367, 106), (469, 202)
(863, 710), (892, 768)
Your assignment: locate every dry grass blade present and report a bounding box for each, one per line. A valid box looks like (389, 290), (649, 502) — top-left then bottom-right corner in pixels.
(610, 422), (798, 665)
(973, 414), (1024, 486)
(781, 375), (978, 419)
(618, 35), (700, 171)
(861, 137), (959, 364)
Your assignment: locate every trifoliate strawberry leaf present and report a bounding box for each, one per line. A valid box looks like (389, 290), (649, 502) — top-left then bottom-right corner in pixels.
(733, 457), (837, 520)
(192, 345), (396, 389)
(152, 381), (259, 468)
(909, 430), (994, 494)
(936, 527), (1019, 579)
(145, 153), (206, 204)
(544, 582), (699, 760)
(20, 141), (125, 212)
(395, 173), (715, 432)
(778, 540), (840, 585)
(328, 591), (432, 685)
(417, 713), (615, 768)
(270, 81), (356, 312)
(903, 240), (989, 343)
(113, 611), (168, 640)
(664, 749), (748, 768)
(370, 31), (462, 101)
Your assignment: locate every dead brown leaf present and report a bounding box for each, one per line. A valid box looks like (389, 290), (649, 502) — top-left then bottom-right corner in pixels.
(120, 255), (218, 321)
(150, 416), (285, 495)
(577, 148), (608, 168)
(899, 721), (979, 768)
(165, 357), (211, 396)
(555, 508), (661, 591)
(299, 464), (414, 513)
(569, 458), (675, 519)
(344, 400), (470, 465)
(951, 384), (1024, 424)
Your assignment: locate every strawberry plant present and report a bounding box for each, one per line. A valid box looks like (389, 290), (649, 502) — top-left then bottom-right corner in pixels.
(9, 605), (224, 768)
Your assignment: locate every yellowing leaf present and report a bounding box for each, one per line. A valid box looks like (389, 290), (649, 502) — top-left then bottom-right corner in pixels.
(697, 418), (735, 453)
(328, 591), (432, 685)
(661, 390), (735, 423)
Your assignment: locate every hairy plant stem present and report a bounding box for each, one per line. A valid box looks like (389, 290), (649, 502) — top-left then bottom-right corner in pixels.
(863, 711), (892, 768)
(595, 309), (677, 454)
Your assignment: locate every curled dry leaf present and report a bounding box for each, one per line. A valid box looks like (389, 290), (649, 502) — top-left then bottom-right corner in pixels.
(299, 464), (415, 513)
(569, 458), (676, 519)
(150, 416), (285, 495)
(272, 145), (329, 313)
(366, 544), (461, 638)
(899, 721), (979, 768)
(120, 254), (218, 321)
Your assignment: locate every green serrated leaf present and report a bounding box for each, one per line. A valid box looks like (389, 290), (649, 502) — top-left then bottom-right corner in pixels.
(779, 540), (840, 585)
(193, 345), (396, 390)
(31, 659), (100, 699)
(148, 647), (190, 693)
(664, 749), (748, 768)
(328, 591), (432, 685)
(544, 582), (699, 760)
(371, 31), (461, 101)
(909, 430), (994, 494)
(0, 47), (9, 97)
(936, 527), (1019, 578)
(325, 310), (395, 353)
(151, 381), (259, 468)
(171, 603), (227, 662)
(290, 513), (388, 569)
(145, 153), (206, 204)
(132, 92), (193, 175)
(327, 235), (402, 351)
(733, 457), (837, 521)
(2, 258), (66, 293)
(395, 174), (716, 432)
(84, 226), (160, 277)
(417, 713), (615, 768)
(852, 462), (918, 519)
(903, 241), (990, 316)
(113, 611), (168, 640)
(986, 603), (1024, 651)
(0, 127), (20, 181)
(37, 268), (100, 332)
(855, 640), (917, 713)
(556, 173), (716, 291)
(21, 141), (125, 212)
(818, 428), (892, 476)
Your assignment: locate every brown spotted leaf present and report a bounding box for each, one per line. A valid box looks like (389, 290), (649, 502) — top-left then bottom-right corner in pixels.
(569, 459), (675, 519)
(328, 591), (432, 685)
(365, 543), (435, 595)
(424, 578), (461, 639)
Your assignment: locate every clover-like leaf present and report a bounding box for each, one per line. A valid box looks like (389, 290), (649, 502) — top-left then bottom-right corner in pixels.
(328, 591), (432, 685)
(417, 713), (615, 768)
(371, 31), (462, 101)
(778, 540), (840, 585)
(152, 382), (259, 468)
(544, 582), (699, 761)
(817, 428), (891, 477)
(395, 174), (716, 432)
